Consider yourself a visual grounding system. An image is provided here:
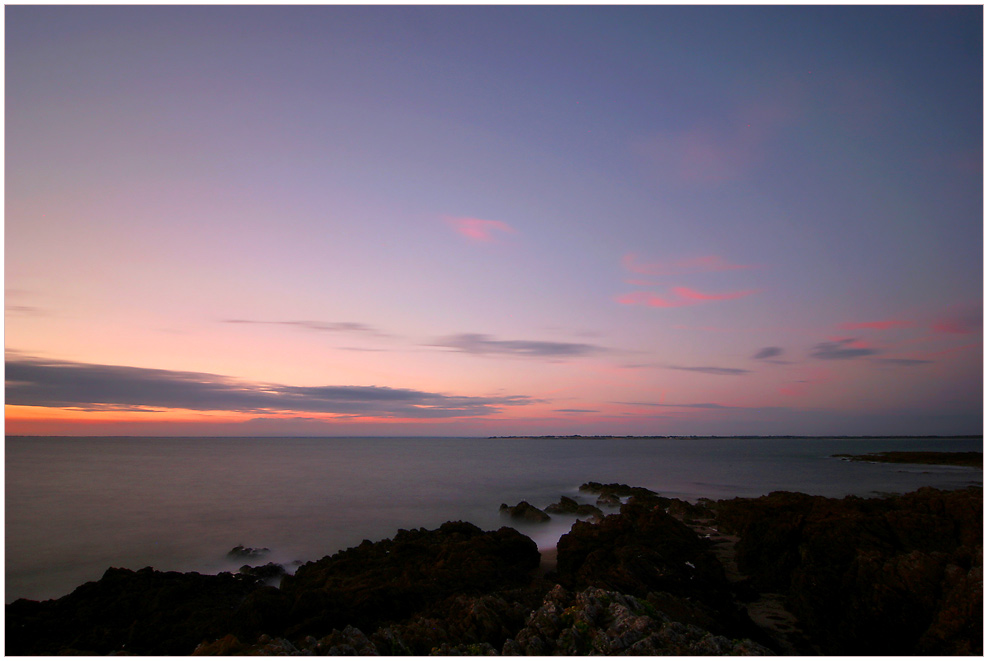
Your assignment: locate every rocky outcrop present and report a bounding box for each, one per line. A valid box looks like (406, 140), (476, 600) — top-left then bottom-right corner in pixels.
(544, 495), (604, 520)
(227, 544), (270, 559)
(276, 521), (541, 640)
(7, 486), (981, 656)
(238, 562), (287, 582)
(499, 501), (551, 523)
(6, 567), (261, 655)
(711, 486), (983, 655)
(503, 584), (771, 655)
(555, 497), (769, 647)
(579, 481), (658, 508)
(193, 586), (772, 656)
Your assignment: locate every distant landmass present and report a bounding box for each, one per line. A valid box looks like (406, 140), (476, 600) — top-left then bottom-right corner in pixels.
(832, 451), (982, 468)
(489, 435), (982, 440)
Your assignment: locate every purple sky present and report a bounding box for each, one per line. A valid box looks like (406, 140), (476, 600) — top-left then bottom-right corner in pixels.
(5, 6), (983, 436)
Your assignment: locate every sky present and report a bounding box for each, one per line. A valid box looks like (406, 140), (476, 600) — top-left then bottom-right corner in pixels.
(5, 5), (983, 437)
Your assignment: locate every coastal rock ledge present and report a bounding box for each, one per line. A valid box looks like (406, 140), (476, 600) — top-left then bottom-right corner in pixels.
(6, 485), (982, 656)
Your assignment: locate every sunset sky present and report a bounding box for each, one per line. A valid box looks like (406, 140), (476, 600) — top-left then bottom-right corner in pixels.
(5, 5), (983, 437)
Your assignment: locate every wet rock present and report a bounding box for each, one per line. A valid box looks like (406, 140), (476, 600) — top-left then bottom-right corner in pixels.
(499, 501), (551, 523)
(579, 482), (658, 500)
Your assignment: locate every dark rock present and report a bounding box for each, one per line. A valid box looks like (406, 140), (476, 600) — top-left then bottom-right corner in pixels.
(544, 495), (604, 520)
(499, 500), (551, 523)
(278, 521), (541, 639)
(555, 499), (768, 646)
(238, 562), (287, 582)
(231, 586), (293, 640)
(227, 544), (271, 559)
(503, 585), (772, 655)
(710, 486), (983, 655)
(191, 634), (246, 655)
(6, 567), (261, 655)
(579, 481), (658, 500)
(317, 624), (379, 655)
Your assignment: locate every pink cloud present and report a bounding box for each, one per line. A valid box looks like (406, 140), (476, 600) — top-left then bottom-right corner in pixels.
(932, 307), (982, 335)
(615, 292), (691, 308)
(671, 286), (759, 302)
(926, 342), (982, 358)
(444, 217), (516, 243)
(838, 319), (914, 331)
(622, 253), (755, 276)
(617, 287), (757, 308)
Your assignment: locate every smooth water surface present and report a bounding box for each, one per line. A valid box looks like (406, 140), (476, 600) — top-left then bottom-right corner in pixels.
(6, 435), (981, 602)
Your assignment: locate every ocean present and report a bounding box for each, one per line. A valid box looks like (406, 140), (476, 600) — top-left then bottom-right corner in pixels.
(5, 435), (982, 603)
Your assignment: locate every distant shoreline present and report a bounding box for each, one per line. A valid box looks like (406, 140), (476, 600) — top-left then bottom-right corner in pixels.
(832, 450), (983, 468)
(488, 434), (983, 440)
(5, 434), (982, 440)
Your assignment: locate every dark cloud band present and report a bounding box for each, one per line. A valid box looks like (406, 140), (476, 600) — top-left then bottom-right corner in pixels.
(810, 339), (879, 360)
(433, 333), (605, 357)
(5, 355), (533, 419)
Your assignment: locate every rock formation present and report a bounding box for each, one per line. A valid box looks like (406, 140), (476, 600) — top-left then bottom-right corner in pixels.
(498, 501), (551, 523)
(6, 485), (981, 656)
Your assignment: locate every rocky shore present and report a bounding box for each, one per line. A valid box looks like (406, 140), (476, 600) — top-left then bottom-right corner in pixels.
(6, 483), (982, 655)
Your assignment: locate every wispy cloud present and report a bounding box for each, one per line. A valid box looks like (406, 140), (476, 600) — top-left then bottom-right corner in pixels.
(5, 305), (44, 316)
(618, 253), (759, 309)
(671, 286), (759, 302)
(5, 355), (535, 419)
(615, 292), (690, 308)
(637, 82), (803, 184)
(617, 401), (738, 409)
(931, 303), (982, 335)
(622, 253), (755, 276)
(838, 319), (914, 331)
(751, 346), (792, 365)
(666, 365), (752, 376)
(554, 408), (599, 413)
(874, 358), (932, 367)
(809, 338), (880, 360)
(616, 287), (757, 308)
(444, 216), (516, 243)
(225, 319), (388, 337)
(432, 333), (605, 358)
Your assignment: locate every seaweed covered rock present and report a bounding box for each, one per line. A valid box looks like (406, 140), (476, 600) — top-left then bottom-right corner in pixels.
(278, 521), (541, 639)
(711, 486), (983, 655)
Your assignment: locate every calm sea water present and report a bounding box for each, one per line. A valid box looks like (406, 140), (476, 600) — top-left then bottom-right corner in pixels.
(6, 435), (982, 603)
